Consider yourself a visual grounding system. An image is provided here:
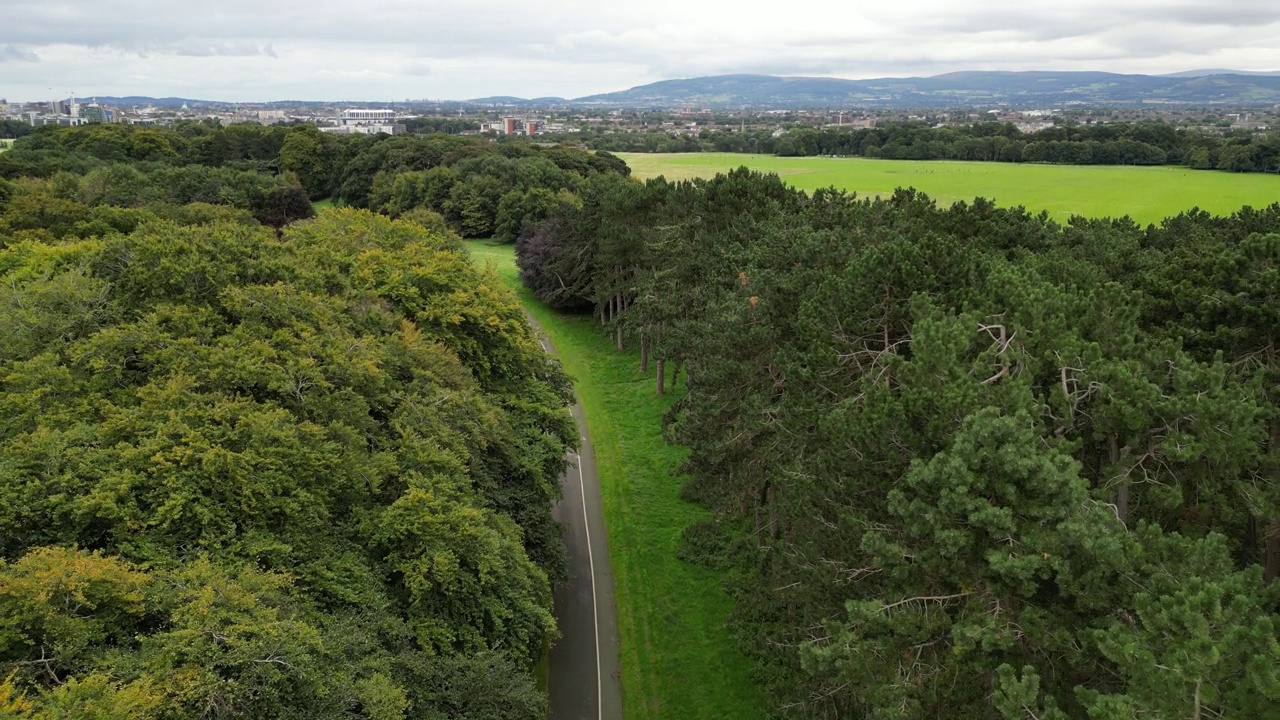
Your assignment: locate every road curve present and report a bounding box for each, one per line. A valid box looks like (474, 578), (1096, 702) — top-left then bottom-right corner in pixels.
(528, 317), (624, 720)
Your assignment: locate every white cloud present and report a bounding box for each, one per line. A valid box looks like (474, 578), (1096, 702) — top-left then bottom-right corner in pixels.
(0, 0), (1276, 101)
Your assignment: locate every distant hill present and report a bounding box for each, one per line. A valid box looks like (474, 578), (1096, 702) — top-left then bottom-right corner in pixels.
(78, 70), (1280, 111)
(80, 97), (458, 109)
(563, 71), (1280, 108)
(467, 95), (568, 107)
(87, 96), (220, 108)
(1159, 69), (1280, 78)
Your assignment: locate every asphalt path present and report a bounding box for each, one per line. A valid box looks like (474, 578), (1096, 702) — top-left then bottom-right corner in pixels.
(529, 319), (624, 720)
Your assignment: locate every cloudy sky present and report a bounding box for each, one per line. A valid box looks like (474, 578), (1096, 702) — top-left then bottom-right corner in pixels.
(1, 0), (1278, 102)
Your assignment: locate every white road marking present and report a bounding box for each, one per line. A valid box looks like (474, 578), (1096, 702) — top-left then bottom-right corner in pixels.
(535, 323), (604, 718)
(573, 450), (603, 720)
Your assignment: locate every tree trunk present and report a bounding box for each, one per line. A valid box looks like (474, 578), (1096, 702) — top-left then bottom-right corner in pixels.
(982, 671), (1000, 720)
(656, 358), (665, 396)
(1117, 477), (1130, 527)
(755, 480), (770, 537)
(615, 296), (624, 351)
(640, 340), (649, 374)
(1266, 419), (1280, 584)
(767, 482), (778, 540)
(1111, 434), (1128, 525)
(1266, 521), (1280, 585)
(1243, 514), (1259, 567)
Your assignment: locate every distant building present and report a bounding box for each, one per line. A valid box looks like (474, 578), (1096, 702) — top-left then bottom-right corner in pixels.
(480, 117), (545, 136)
(1015, 122), (1055, 133)
(342, 108), (397, 124)
(8, 97), (119, 127)
(321, 123), (404, 136)
(257, 109), (287, 125)
(80, 103), (113, 123)
(328, 108), (403, 135)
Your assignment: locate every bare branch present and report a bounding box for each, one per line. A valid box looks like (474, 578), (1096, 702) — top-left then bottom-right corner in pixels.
(878, 592), (973, 613)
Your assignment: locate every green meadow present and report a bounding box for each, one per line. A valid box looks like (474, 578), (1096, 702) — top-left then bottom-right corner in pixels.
(618, 152), (1280, 225)
(465, 240), (765, 720)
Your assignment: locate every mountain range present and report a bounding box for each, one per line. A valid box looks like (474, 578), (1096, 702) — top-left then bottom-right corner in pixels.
(471, 71), (1280, 108)
(76, 70), (1280, 110)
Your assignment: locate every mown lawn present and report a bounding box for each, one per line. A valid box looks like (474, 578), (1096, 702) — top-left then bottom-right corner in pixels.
(466, 240), (765, 720)
(618, 152), (1280, 225)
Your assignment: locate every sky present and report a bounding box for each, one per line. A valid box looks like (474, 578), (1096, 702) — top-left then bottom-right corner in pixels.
(1, 0), (1278, 102)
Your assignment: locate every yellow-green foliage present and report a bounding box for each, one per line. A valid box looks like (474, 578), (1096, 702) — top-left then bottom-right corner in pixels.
(0, 548), (149, 667)
(1, 672), (35, 716)
(0, 209), (574, 719)
(29, 674), (161, 720)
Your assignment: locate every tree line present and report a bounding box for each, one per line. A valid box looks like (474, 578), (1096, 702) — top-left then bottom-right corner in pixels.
(0, 122), (629, 239)
(0, 132), (582, 716)
(515, 169), (1280, 718)
(559, 119), (1280, 173)
(0, 120), (35, 140)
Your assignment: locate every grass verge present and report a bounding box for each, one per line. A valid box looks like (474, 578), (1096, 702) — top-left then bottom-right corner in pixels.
(466, 239), (765, 720)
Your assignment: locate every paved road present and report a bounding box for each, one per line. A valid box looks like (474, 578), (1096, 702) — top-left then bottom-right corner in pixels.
(530, 321), (624, 720)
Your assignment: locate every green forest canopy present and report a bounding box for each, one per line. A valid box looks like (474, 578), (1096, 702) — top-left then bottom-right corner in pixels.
(3, 119), (1279, 719)
(0, 122), (629, 241)
(516, 169), (1280, 719)
(0, 205), (578, 718)
(0, 123), (625, 719)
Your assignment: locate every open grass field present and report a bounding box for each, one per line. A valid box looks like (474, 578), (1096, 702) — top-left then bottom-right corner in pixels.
(311, 198), (335, 210)
(618, 152), (1280, 226)
(465, 240), (765, 720)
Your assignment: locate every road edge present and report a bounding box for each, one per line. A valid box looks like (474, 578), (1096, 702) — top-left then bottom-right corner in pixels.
(532, 314), (624, 720)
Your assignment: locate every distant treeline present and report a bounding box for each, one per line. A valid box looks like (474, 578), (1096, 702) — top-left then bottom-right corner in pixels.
(565, 120), (1280, 173)
(0, 119), (35, 139)
(0, 122), (629, 238)
(516, 169), (1280, 718)
(402, 117), (481, 135)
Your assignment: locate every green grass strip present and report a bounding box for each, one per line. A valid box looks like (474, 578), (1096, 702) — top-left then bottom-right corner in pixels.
(466, 240), (766, 720)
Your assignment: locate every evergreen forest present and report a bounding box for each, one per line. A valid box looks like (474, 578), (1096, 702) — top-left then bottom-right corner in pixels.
(516, 170), (1280, 718)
